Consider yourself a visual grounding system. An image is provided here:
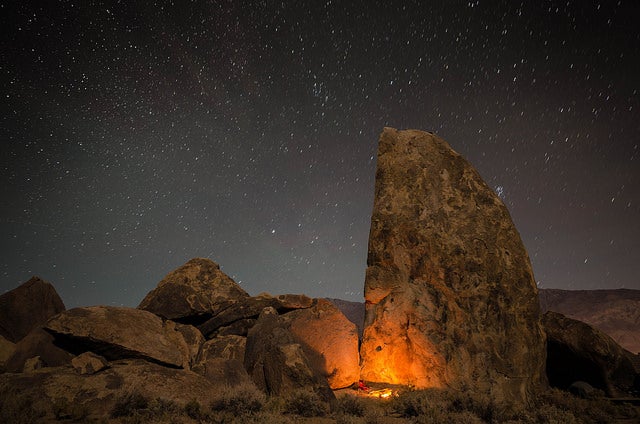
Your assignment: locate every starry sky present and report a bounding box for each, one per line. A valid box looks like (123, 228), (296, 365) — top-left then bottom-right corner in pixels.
(1, 1), (639, 308)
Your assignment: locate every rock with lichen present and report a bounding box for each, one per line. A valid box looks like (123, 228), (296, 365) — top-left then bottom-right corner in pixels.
(360, 127), (546, 404)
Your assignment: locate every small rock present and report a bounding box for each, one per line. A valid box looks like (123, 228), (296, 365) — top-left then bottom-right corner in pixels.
(23, 355), (44, 373)
(72, 352), (109, 375)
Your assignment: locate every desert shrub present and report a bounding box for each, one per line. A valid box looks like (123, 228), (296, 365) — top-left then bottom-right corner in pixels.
(390, 388), (448, 418)
(147, 397), (180, 416)
(446, 390), (510, 422)
(332, 395), (366, 417)
(363, 409), (385, 424)
(210, 383), (266, 415)
(183, 398), (204, 419)
(110, 391), (149, 418)
(52, 397), (89, 421)
(533, 403), (580, 424)
(413, 410), (484, 424)
(282, 389), (328, 417)
(334, 414), (366, 424)
(0, 388), (45, 424)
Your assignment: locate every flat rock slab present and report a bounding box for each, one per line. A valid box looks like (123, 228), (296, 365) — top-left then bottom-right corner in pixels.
(45, 306), (201, 368)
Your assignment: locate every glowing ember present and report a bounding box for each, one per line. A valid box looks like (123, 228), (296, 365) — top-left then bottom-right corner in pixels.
(368, 388), (394, 399)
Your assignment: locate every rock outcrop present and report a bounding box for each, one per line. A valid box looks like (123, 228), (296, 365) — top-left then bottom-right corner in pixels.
(44, 306), (203, 369)
(192, 335), (251, 386)
(285, 299), (360, 389)
(542, 311), (637, 397)
(244, 307), (333, 400)
(540, 288), (640, 354)
(0, 276), (65, 343)
(138, 258), (249, 323)
(360, 128), (546, 404)
(4, 327), (74, 373)
(0, 335), (15, 371)
(197, 293), (314, 338)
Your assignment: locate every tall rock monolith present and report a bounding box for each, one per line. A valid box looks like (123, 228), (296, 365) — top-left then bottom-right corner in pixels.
(360, 128), (546, 404)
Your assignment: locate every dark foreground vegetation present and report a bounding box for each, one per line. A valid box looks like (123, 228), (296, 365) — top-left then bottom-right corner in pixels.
(2, 382), (638, 424)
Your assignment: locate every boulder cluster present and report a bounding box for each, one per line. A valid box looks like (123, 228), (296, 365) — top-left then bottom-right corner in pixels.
(0, 260), (359, 417)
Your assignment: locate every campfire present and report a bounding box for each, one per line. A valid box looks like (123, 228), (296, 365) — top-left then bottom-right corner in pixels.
(356, 380), (397, 399)
(367, 388), (394, 399)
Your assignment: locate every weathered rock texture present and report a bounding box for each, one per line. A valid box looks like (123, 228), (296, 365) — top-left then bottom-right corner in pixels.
(286, 299), (360, 389)
(4, 327), (74, 373)
(138, 258), (249, 322)
(192, 335), (251, 386)
(360, 128), (546, 403)
(71, 351), (109, 375)
(542, 311), (637, 397)
(0, 360), (224, 421)
(45, 306), (203, 369)
(197, 293), (314, 338)
(0, 276), (65, 343)
(0, 335), (15, 371)
(244, 307), (333, 400)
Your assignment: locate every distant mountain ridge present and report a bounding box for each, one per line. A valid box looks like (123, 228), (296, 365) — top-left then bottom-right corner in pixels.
(539, 288), (640, 354)
(328, 288), (640, 354)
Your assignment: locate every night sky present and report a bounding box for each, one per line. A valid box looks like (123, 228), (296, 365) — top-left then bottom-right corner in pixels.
(2, 1), (639, 308)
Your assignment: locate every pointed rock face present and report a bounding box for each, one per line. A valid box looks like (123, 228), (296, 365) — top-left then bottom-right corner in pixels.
(360, 128), (546, 403)
(138, 258), (249, 322)
(0, 276), (65, 343)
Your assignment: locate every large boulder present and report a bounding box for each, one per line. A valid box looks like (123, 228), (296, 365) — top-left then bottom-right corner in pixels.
(0, 359), (227, 421)
(0, 276), (65, 343)
(192, 335), (251, 386)
(138, 258), (249, 323)
(542, 311), (637, 397)
(359, 128), (546, 404)
(244, 307), (333, 401)
(197, 294), (282, 338)
(44, 306), (203, 369)
(539, 288), (640, 354)
(285, 299), (360, 389)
